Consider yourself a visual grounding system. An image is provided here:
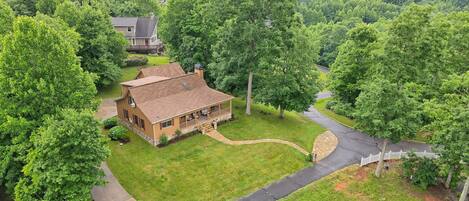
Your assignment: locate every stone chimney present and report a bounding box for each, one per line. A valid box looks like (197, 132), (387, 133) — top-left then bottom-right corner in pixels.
(194, 63), (204, 80)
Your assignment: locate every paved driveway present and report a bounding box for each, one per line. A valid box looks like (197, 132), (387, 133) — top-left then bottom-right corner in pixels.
(239, 95), (431, 201)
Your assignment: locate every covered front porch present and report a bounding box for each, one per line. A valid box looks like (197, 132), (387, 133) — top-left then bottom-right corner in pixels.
(179, 100), (232, 133)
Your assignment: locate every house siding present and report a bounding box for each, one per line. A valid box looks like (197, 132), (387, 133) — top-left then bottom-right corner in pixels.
(116, 98), (154, 140)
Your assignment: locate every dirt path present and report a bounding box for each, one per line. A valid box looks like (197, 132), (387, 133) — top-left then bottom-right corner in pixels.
(205, 130), (310, 155)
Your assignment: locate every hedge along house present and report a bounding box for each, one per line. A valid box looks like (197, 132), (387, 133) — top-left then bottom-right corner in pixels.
(115, 63), (234, 145)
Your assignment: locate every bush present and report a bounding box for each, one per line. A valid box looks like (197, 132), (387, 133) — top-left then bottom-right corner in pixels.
(402, 152), (439, 189)
(103, 117), (118, 129)
(159, 134), (169, 145)
(325, 100), (337, 110)
(330, 101), (354, 118)
(125, 55), (148, 67)
(108, 126), (129, 142)
(175, 129), (182, 138)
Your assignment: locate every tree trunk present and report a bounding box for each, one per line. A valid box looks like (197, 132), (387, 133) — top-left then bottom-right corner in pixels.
(445, 167), (453, 189)
(375, 139), (388, 177)
(279, 106), (285, 119)
(246, 71), (253, 115)
(459, 177), (468, 201)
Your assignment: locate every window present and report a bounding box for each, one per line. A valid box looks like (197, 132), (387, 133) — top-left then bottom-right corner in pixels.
(128, 97), (135, 106)
(133, 115), (138, 125)
(123, 109), (129, 119)
(128, 27), (132, 32)
(160, 119), (173, 129)
(139, 118), (145, 130)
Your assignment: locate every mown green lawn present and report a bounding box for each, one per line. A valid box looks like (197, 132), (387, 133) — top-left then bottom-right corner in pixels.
(97, 55), (170, 99)
(107, 98), (327, 201)
(314, 97), (356, 128)
(219, 99), (326, 151)
(283, 164), (439, 201)
(108, 133), (309, 201)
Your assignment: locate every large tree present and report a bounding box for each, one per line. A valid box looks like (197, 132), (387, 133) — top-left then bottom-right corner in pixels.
(15, 109), (110, 200)
(329, 24), (380, 108)
(209, 0), (298, 115)
(0, 0), (14, 35)
(160, 0), (235, 75)
(256, 24), (321, 118)
(424, 72), (468, 189)
(354, 78), (421, 177)
(55, 1), (127, 88)
(382, 4), (448, 91)
(0, 16), (96, 194)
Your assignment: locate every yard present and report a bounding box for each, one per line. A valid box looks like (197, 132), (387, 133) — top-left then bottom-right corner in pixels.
(220, 99), (326, 151)
(283, 163), (449, 201)
(314, 97), (356, 128)
(107, 100), (326, 201)
(97, 54), (170, 99)
(108, 133), (309, 201)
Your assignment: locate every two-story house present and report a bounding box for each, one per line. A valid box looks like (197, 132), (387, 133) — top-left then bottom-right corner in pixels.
(115, 63), (234, 146)
(111, 15), (163, 54)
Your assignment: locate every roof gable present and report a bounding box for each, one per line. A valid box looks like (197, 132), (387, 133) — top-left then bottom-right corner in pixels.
(139, 63), (186, 78)
(129, 74), (207, 104)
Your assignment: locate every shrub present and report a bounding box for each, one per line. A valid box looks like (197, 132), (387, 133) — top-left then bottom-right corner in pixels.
(402, 152), (439, 189)
(175, 129), (182, 138)
(330, 101), (354, 118)
(103, 117), (118, 129)
(125, 55), (148, 67)
(325, 100), (337, 110)
(306, 153), (313, 162)
(159, 134), (169, 145)
(108, 126), (129, 142)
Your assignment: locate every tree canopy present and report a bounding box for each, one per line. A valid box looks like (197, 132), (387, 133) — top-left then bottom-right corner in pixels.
(256, 25), (321, 117)
(55, 1), (127, 88)
(0, 16), (97, 195)
(424, 72), (469, 188)
(0, 0), (14, 35)
(15, 109), (110, 200)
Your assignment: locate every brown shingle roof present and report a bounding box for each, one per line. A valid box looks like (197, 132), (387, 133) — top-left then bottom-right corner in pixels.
(121, 76), (169, 87)
(128, 74), (233, 123)
(138, 63), (186, 78)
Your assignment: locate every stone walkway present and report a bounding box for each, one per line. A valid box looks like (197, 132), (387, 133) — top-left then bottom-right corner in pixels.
(239, 96), (431, 201)
(93, 98), (135, 201)
(312, 131), (338, 161)
(205, 130), (310, 155)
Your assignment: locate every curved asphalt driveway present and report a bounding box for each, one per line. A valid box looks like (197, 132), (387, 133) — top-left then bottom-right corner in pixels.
(239, 93), (431, 201)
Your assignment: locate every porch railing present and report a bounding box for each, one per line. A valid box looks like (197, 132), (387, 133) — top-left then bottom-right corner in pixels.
(180, 108), (231, 129)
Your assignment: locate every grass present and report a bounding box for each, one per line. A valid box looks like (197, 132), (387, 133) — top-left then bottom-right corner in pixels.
(107, 132), (309, 201)
(219, 98), (326, 151)
(314, 98), (432, 143)
(283, 164), (438, 201)
(97, 54), (170, 99)
(318, 70), (329, 91)
(314, 98), (356, 128)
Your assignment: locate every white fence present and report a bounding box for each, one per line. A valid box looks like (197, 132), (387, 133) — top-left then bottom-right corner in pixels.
(360, 150), (439, 167)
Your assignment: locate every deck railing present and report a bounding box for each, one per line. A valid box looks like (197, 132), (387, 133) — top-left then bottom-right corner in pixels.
(180, 108), (231, 129)
(360, 150), (438, 167)
(127, 45), (160, 51)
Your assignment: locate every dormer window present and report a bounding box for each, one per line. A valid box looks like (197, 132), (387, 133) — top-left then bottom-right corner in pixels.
(128, 97), (136, 107)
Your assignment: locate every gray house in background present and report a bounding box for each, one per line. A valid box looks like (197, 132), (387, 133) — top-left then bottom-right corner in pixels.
(111, 15), (163, 54)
